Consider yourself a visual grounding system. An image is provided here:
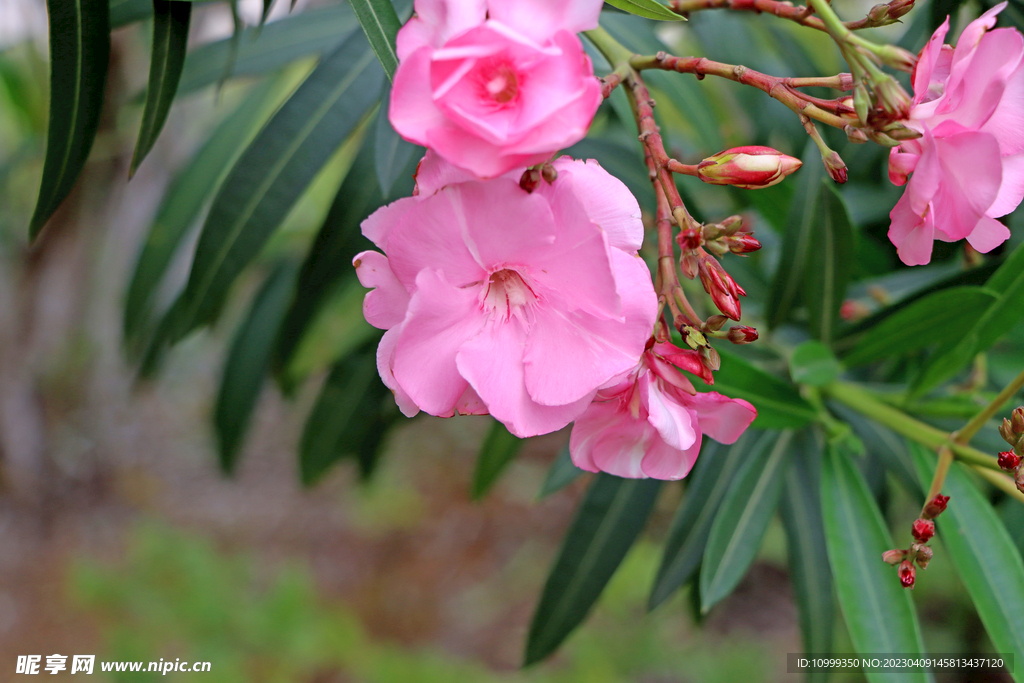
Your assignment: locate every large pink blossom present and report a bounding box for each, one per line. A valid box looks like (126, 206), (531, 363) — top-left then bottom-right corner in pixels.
(570, 342), (756, 480)
(354, 153), (657, 438)
(390, 0), (603, 178)
(888, 2), (1024, 265)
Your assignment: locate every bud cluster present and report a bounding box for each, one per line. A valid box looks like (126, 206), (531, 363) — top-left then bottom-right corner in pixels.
(998, 407), (1024, 493)
(699, 215), (762, 258)
(883, 494), (948, 589)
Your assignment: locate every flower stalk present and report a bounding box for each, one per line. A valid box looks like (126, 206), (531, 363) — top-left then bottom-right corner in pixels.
(956, 367), (1024, 445)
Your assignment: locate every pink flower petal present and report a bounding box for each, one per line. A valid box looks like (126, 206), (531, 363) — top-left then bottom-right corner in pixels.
(889, 193), (937, 266)
(396, 0), (487, 60)
(989, 152), (1024, 216)
(486, 0), (602, 44)
(354, 250), (410, 329)
(569, 399), (626, 473)
(687, 392), (757, 445)
(642, 372), (697, 451)
(376, 327), (420, 418)
(361, 198), (414, 250)
(640, 431), (701, 480)
(390, 47), (449, 149)
(966, 215), (1011, 253)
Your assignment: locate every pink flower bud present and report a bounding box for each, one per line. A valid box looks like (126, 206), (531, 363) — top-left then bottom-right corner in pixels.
(824, 151), (848, 184)
(840, 299), (871, 322)
(922, 494), (949, 519)
(882, 548), (906, 565)
(699, 344), (721, 372)
(1012, 407), (1024, 435)
(1001, 419), (1017, 445)
(887, 0), (915, 20)
(867, 3), (890, 22)
(873, 77), (912, 121)
(697, 255), (744, 321)
(898, 559), (916, 588)
(911, 518), (935, 543)
(878, 45), (917, 73)
(696, 146), (802, 189)
(998, 450), (1022, 471)
(680, 252), (699, 280)
(704, 315), (729, 332)
(727, 326), (758, 344)
(914, 544), (933, 569)
(727, 233), (762, 254)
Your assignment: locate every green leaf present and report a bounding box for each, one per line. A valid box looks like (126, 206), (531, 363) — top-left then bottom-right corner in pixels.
(471, 421), (524, 500)
(123, 76), (288, 352)
(374, 83), (421, 196)
(525, 474), (662, 665)
(912, 241), (1024, 397)
(648, 436), (753, 609)
(790, 340), (842, 387)
(767, 141), (824, 329)
(805, 181), (855, 344)
(274, 133), (418, 380)
(31, 0), (111, 238)
(171, 33), (384, 341)
(821, 445), (928, 682)
(214, 262), (297, 473)
(131, 0), (191, 176)
(604, 0), (684, 21)
(110, 0), (152, 26)
(695, 348), (817, 429)
(828, 402), (920, 495)
(174, 4), (358, 96)
(300, 339), (394, 484)
(700, 431), (793, 611)
(349, 0), (402, 80)
(538, 445), (585, 499)
(842, 286), (998, 368)
(910, 444), (1024, 681)
(780, 431), (833, 679)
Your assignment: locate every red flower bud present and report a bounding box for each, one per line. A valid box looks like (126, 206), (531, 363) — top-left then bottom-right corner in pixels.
(898, 559), (916, 589)
(680, 252), (699, 280)
(677, 227), (703, 252)
(882, 548), (906, 565)
(696, 146), (802, 189)
(840, 299), (871, 322)
(540, 163), (558, 184)
(914, 544), (933, 570)
(727, 233), (762, 254)
(823, 151), (848, 184)
(922, 494), (949, 519)
(1012, 407), (1024, 435)
(911, 518), (935, 543)
(998, 450), (1022, 471)
(697, 255), (744, 321)
(887, 0), (915, 20)
(727, 326), (758, 344)
(519, 168), (541, 193)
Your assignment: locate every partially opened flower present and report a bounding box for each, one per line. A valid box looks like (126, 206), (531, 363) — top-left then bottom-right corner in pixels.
(569, 342), (756, 480)
(354, 153), (657, 438)
(887, 2), (1024, 264)
(390, 0), (604, 178)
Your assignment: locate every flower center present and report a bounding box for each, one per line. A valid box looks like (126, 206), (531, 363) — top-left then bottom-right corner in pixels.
(482, 268), (536, 320)
(482, 63), (519, 105)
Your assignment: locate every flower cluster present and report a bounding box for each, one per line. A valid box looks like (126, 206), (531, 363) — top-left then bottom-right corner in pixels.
(998, 406), (1024, 492)
(887, 2), (1024, 265)
(883, 493), (948, 589)
(354, 0), (759, 480)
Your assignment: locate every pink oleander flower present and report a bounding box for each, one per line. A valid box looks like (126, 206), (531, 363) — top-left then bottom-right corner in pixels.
(569, 342), (757, 480)
(390, 0), (604, 178)
(888, 2), (1024, 265)
(354, 152), (657, 438)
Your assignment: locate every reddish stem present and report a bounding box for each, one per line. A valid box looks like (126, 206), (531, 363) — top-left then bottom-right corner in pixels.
(669, 0), (887, 31)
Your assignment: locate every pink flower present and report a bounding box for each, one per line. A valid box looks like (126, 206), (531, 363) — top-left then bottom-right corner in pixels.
(354, 153), (657, 438)
(888, 2), (1024, 265)
(390, 0), (603, 178)
(569, 342), (756, 480)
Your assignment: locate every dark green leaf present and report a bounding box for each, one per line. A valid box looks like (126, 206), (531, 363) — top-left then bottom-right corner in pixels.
(821, 445), (927, 681)
(695, 348), (817, 429)
(214, 261), (297, 473)
(780, 431), (833, 678)
(171, 33), (384, 341)
(471, 421), (524, 500)
(604, 0), (683, 21)
(538, 445), (585, 499)
(31, 0), (111, 238)
(700, 431), (793, 611)
(525, 474), (662, 665)
(767, 141), (823, 328)
(175, 5), (358, 96)
(131, 0), (192, 177)
(910, 444), (1024, 679)
(110, 0), (153, 27)
(912, 241), (1024, 397)
(828, 401), (920, 495)
(349, 0), (402, 80)
(805, 181), (855, 344)
(124, 77), (285, 351)
(842, 286), (998, 368)
(374, 83), (420, 196)
(790, 340), (842, 387)
(648, 435), (753, 609)
(300, 338), (394, 484)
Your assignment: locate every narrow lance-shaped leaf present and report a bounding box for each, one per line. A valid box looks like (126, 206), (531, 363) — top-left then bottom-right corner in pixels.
(649, 435), (756, 610)
(909, 443), (1024, 682)
(349, 0), (402, 80)
(170, 33), (384, 342)
(821, 444), (928, 683)
(805, 181), (855, 344)
(131, 0), (191, 176)
(525, 474), (662, 665)
(31, 0), (111, 238)
(375, 83), (421, 196)
(300, 338), (394, 485)
(214, 261), (298, 474)
(779, 430), (833, 680)
(471, 421), (524, 500)
(604, 0), (685, 21)
(700, 431), (794, 612)
(538, 445), (585, 499)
